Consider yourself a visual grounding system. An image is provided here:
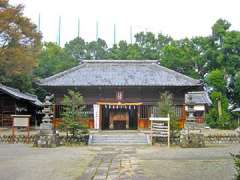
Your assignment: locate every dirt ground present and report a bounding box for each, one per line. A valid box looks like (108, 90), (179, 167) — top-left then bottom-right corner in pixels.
(0, 144), (239, 180)
(138, 144), (240, 180)
(0, 144), (96, 180)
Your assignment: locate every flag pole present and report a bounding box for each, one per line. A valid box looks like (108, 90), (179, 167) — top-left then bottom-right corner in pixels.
(58, 16), (61, 46)
(114, 24), (116, 45)
(96, 21), (99, 40)
(78, 17), (80, 38)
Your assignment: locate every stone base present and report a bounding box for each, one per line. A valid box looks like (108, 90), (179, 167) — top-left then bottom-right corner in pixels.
(180, 130), (205, 148)
(33, 131), (60, 148)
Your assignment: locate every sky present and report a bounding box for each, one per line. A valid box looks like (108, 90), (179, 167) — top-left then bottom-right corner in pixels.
(10, 0), (240, 47)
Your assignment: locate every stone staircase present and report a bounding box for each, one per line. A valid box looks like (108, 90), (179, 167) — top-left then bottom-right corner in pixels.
(88, 132), (150, 145)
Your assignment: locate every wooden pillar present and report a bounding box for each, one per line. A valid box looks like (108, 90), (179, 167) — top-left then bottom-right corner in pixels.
(167, 114), (170, 148)
(137, 105), (140, 130)
(99, 104), (102, 130)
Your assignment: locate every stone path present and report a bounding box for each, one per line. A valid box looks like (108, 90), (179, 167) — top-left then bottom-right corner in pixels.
(80, 147), (147, 180)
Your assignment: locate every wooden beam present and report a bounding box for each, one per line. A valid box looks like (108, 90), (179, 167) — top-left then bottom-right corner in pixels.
(97, 102), (143, 106)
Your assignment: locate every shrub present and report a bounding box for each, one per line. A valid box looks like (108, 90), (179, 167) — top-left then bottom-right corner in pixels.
(206, 91), (233, 129)
(59, 90), (88, 137)
(156, 91), (180, 135)
(231, 152), (240, 180)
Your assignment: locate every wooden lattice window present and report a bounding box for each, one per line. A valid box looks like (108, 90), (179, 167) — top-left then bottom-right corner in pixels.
(82, 105), (94, 118)
(174, 105), (183, 118)
(54, 105), (64, 118)
(140, 105), (151, 118)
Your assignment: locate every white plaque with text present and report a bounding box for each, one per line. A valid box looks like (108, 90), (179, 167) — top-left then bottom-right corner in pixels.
(93, 104), (100, 129)
(12, 115), (30, 127)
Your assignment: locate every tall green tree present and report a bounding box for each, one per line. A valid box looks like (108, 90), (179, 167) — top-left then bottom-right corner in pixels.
(135, 32), (172, 59)
(206, 91), (231, 129)
(64, 37), (87, 60)
(34, 42), (78, 78)
(107, 41), (142, 60)
(86, 38), (108, 59)
(206, 69), (226, 94)
(161, 39), (201, 78)
(233, 72), (240, 107)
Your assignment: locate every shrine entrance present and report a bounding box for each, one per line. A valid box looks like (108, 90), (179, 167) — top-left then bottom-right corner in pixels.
(101, 103), (139, 130)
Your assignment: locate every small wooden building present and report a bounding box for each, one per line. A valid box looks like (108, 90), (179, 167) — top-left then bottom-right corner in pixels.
(39, 60), (205, 130)
(0, 84), (42, 127)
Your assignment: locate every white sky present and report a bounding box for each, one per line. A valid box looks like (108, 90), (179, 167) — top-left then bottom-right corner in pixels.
(10, 0), (240, 47)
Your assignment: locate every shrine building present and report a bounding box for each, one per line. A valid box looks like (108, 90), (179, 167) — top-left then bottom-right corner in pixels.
(39, 60), (210, 130)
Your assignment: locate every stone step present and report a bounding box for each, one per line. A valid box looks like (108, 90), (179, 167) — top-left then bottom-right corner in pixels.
(92, 138), (147, 140)
(92, 140), (148, 143)
(89, 133), (150, 145)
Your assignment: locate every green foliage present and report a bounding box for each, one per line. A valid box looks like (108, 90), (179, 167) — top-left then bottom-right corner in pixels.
(206, 91), (232, 129)
(107, 41), (143, 60)
(135, 32), (172, 60)
(212, 19), (231, 43)
(233, 72), (240, 106)
(65, 37), (86, 60)
(157, 92), (180, 133)
(34, 42), (78, 78)
(231, 152), (240, 180)
(157, 92), (173, 116)
(206, 69), (226, 93)
(161, 37), (210, 79)
(60, 90), (88, 137)
(86, 38), (108, 60)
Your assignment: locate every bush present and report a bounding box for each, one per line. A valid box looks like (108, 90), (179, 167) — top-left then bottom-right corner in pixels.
(60, 90), (89, 137)
(156, 91), (180, 135)
(231, 152), (240, 180)
(206, 91), (233, 129)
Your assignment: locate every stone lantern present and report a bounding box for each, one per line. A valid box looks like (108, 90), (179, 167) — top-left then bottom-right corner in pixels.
(185, 94), (196, 129)
(35, 95), (59, 147)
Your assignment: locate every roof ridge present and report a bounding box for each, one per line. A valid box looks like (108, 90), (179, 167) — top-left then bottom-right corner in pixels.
(82, 60), (158, 63)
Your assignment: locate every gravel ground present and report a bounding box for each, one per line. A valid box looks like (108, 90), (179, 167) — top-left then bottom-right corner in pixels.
(0, 144), (239, 180)
(0, 144), (95, 180)
(137, 144), (240, 180)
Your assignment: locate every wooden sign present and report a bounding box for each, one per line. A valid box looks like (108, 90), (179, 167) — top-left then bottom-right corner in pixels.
(11, 115), (31, 127)
(13, 117), (29, 127)
(150, 114), (170, 147)
(11, 115), (31, 143)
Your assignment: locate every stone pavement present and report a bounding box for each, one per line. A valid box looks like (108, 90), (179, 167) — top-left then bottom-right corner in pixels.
(80, 147), (148, 180)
